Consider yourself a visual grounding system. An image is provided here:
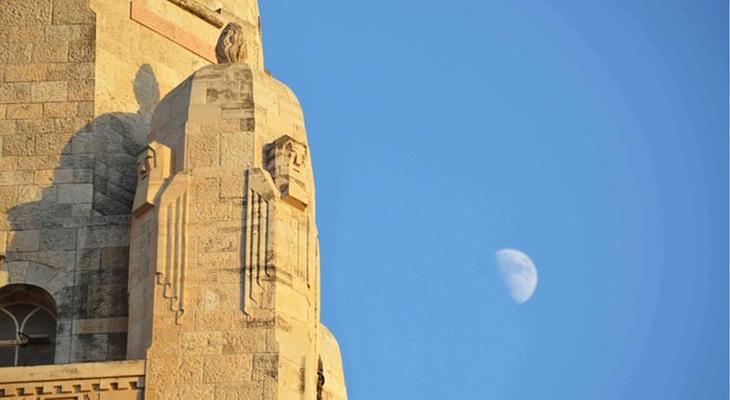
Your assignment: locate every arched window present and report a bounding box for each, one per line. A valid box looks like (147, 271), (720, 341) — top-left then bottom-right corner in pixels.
(0, 285), (57, 367)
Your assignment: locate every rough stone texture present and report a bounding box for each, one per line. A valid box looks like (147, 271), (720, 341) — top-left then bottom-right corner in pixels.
(0, 0), (347, 399)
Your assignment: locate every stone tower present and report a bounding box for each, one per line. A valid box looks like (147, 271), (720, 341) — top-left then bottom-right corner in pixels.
(0, 1), (346, 399)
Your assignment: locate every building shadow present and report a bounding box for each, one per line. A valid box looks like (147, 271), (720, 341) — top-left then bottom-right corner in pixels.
(1, 65), (159, 365)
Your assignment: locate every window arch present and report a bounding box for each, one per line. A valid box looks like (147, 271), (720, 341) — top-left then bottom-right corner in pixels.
(0, 284), (57, 367)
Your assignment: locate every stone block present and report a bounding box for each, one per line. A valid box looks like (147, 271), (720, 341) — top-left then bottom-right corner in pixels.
(16, 119), (54, 135)
(71, 334), (109, 362)
(0, 0), (53, 26)
(55, 117), (92, 134)
(7, 230), (41, 252)
(77, 101), (94, 117)
(181, 331), (224, 355)
(106, 332), (127, 360)
(5, 250), (74, 272)
(17, 185), (53, 202)
(203, 355), (253, 383)
(45, 25), (95, 42)
(46, 271), (73, 295)
(41, 228), (77, 250)
(100, 246), (129, 270)
(0, 43), (33, 64)
(215, 383), (264, 400)
(57, 183), (93, 204)
(78, 248), (100, 270)
(47, 63), (94, 81)
(67, 80), (94, 101)
(32, 42), (70, 63)
(78, 224), (129, 249)
(187, 132), (220, 168)
(0, 26), (45, 43)
(0, 82), (31, 104)
(0, 185), (17, 209)
(44, 102), (78, 118)
(4, 64), (48, 82)
(220, 132), (254, 166)
(31, 81), (68, 102)
(253, 354), (278, 381)
(69, 41), (95, 62)
(6, 103), (44, 119)
(2, 134), (35, 156)
(52, 0), (95, 25)
(5, 261), (29, 283)
(198, 234), (238, 253)
(35, 133), (72, 155)
(0, 120), (15, 134)
(77, 270), (128, 318)
(222, 329), (269, 355)
(219, 174), (245, 199)
(54, 335), (72, 363)
(15, 154), (62, 171)
(25, 262), (58, 286)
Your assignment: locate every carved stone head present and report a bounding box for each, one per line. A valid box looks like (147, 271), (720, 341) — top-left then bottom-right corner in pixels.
(216, 22), (248, 64)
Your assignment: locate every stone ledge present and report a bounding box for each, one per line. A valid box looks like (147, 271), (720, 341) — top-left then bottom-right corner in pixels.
(0, 359), (144, 384)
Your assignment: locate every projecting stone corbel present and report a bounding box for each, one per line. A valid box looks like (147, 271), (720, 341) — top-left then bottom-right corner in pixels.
(132, 141), (172, 217)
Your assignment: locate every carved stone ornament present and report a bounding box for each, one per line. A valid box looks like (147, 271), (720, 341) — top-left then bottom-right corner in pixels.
(215, 22), (248, 64)
(265, 135), (310, 210)
(132, 141), (172, 217)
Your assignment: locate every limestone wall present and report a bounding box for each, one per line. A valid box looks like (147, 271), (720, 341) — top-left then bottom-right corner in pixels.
(0, 0), (263, 365)
(0, 0), (132, 364)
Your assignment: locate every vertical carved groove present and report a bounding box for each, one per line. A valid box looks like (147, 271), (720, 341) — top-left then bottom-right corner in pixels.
(243, 188), (253, 316)
(178, 193), (188, 322)
(247, 189), (256, 303)
(171, 197), (181, 308)
(156, 194), (188, 324)
(243, 186), (270, 315)
(306, 217), (311, 287)
(264, 200), (271, 278)
(162, 206), (173, 297)
(257, 194), (267, 287)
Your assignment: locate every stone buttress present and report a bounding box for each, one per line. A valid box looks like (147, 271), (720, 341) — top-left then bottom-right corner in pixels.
(126, 45), (347, 400)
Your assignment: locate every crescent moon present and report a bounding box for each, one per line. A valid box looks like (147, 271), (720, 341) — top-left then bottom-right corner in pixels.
(495, 249), (538, 304)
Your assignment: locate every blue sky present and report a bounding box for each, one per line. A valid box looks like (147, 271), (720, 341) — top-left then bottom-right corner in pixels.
(259, 1), (728, 398)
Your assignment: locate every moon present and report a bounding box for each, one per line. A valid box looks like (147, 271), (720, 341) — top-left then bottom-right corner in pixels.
(495, 249), (538, 304)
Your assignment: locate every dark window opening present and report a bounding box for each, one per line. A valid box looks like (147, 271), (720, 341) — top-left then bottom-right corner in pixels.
(0, 285), (57, 367)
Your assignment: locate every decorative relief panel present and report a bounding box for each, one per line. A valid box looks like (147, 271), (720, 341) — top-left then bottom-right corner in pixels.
(155, 192), (190, 325)
(242, 169), (277, 316)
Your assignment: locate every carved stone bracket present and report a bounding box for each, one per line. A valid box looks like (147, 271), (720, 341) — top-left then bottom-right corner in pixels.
(132, 141), (172, 218)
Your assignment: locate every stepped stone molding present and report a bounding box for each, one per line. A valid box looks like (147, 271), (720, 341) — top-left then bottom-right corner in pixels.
(0, 360), (145, 399)
(243, 168), (277, 316)
(155, 191), (189, 324)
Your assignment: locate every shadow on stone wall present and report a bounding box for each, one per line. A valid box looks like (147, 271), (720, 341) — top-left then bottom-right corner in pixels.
(2, 65), (159, 364)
